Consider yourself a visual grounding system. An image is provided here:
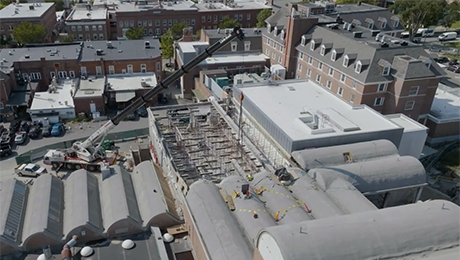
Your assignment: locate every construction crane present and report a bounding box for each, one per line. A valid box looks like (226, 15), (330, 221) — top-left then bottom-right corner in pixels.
(43, 27), (245, 172)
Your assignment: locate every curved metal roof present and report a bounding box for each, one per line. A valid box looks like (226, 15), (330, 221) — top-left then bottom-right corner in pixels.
(186, 180), (253, 260)
(291, 139), (398, 171)
(0, 179), (28, 246)
(256, 200), (460, 260)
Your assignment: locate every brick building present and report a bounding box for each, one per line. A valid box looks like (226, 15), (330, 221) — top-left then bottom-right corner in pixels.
(0, 2), (57, 43)
(262, 3), (445, 123)
(175, 27), (269, 98)
(65, 4), (109, 41)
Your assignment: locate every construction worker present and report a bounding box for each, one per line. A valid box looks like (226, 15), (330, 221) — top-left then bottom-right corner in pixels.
(246, 174), (254, 181)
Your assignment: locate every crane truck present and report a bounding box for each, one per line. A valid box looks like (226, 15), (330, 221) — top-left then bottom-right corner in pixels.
(43, 27), (246, 172)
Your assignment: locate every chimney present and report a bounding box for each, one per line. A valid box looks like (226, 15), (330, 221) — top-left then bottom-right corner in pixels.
(181, 27), (194, 42)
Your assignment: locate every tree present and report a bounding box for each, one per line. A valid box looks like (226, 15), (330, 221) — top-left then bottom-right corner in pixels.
(45, 0), (65, 11)
(391, 0), (447, 40)
(256, 9), (272, 28)
(218, 17), (241, 29)
(335, 0), (380, 5)
(170, 22), (189, 40)
(441, 0), (460, 28)
(125, 27), (144, 40)
(160, 32), (174, 61)
(13, 22), (46, 45)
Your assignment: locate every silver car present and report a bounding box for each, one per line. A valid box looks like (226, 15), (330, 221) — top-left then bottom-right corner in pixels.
(15, 131), (27, 145)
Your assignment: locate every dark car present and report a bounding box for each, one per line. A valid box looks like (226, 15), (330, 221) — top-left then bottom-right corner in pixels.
(0, 144), (12, 158)
(9, 121), (20, 132)
(447, 65), (460, 73)
(434, 57), (449, 63)
(138, 106), (148, 117)
(19, 121), (30, 133)
(41, 126), (52, 137)
(28, 125), (41, 139)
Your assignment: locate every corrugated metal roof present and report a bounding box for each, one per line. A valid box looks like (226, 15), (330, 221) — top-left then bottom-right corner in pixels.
(0, 179), (28, 244)
(47, 177), (64, 236)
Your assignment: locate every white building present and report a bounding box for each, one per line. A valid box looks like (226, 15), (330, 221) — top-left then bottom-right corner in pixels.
(232, 79), (428, 157)
(29, 78), (76, 123)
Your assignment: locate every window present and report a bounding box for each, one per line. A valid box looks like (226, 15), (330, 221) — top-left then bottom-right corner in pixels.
(340, 74), (345, 82)
(69, 71), (75, 78)
(207, 16), (211, 22)
(96, 66), (102, 75)
(138, 21), (142, 27)
(141, 64), (147, 73)
(127, 64), (133, 73)
(220, 15), (223, 22)
(301, 35), (307, 46)
(85, 26), (89, 31)
(374, 97), (385, 106)
(328, 67), (333, 76)
(99, 33), (104, 40)
(30, 72), (42, 80)
(156, 28), (161, 35)
(381, 21), (387, 28)
(239, 14), (244, 21)
(122, 69), (126, 74)
(316, 74), (321, 83)
(299, 53), (304, 59)
(343, 56), (349, 67)
(265, 49), (269, 55)
(50, 71), (56, 78)
(310, 41), (315, 51)
(81, 67), (87, 76)
(22, 74), (28, 81)
(368, 22), (374, 29)
(71, 26), (76, 31)
(394, 20), (399, 27)
(143, 21), (147, 27)
(337, 87), (343, 96)
(155, 20), (160, 26)
(78, 34), (83, 40)
(92, 25), (97, 31)
(308, 56), (313, 64)
(320, 45), (326, 56)
(168, 20), (172, 26)
(352, 80), (357, 89)
(191, 19), (195, 25)
(306, 69), (311, 77)
(326, 80), (332, 89)
(156, 62), (161, 72)
(408, 86), (419, 96)
(244, 41), (251, 51)
(377, 83), (387, 92)
(231, 42), (237, 52)
(278, 56), (282, 63)
(202, 16), (205, 22)
(213, 15), (218, 22)
(272, 52), (276, 59)
(149, 29), (153, 35)
(382, 65), (390, 75)
(108, 66), (115, 74)
(162, 20), (166, 26)
(318, 62), (323, 70)
(119, 22), (124, 28)
(331, 50), (337, 61)
(58, 71), (67, 79)
(247, 14), (251, 20)
(86, 34), (90, 40)
(349, 94), (355, 103)
(148, 20), (152, 26)
(93, 34), (98, 40)
(298, 63), (303, 71)
(77, 26), (82, 31)
(405, 100), (415, 110)
(355, 62), (362, 73)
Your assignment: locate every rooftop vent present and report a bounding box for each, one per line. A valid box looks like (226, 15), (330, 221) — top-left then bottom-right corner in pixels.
(95, 49), (104, 55)
(107, 41), (113, 48)
(29, 5), (34, 10)
(24, 54), (30, 59)
(144, 41), (150, 48)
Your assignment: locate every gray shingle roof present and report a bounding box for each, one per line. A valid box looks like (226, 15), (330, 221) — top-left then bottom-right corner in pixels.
(0, 44), (82, 62)
(296, 25), (445, 83)
(327, 10), (405, 32)
(0, 179), (28, 245)
(392, 56), (436, 79)
(80, 40), (161, 62)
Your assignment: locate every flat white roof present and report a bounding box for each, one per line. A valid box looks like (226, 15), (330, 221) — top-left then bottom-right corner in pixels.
(107, 73), (157, 91)
(115, 0), (197, 12)
(196, 0), (269, 11)
(429, 86), (460, 123)
(203, 53), (268, 65)
(238, 80), (401, 142)
(178, 41), (209, 53)
(75, 77), (105, 98)
(67, 7), (107, 20)
(30, 79), (76, 111)
(385, 114), (428, 132)
(0, 3), (54, 19)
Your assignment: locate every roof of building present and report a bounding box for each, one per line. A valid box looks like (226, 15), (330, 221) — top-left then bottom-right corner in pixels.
(63, 170), (104, 240)
(80, 40), (161, 61)
(296, 25), (445, 83)
(429, 86), (460, 123)
(0, 44), (82, 62)
(308, 155), (426, 194)
(115, 0), (197, 12)
(30, 78), (76, 111)
(219, 175), (277, 245)
(0, 179), (28, 245)
(204, 27), (264, 39)
(195, 0), (269, 12)
(255, 200), (460, 260)
(131, 161), (180, 228)
(107, 73), (157, 91)
(386, 113), (429, 132)
(66, 6), (107, 21)
(234, 80), (402, 143)
(74, 77), (106, 98)
(100, 166), (143, 232)
(21, 175), (64, 248)
(203, 53), (268, 65)
(291, 139), (399, 171)
(0, 3), (54, 19)
(186, 180), (254, 260)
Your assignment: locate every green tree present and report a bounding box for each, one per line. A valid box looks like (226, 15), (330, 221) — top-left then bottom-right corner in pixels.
(160, 32), (174, 61)
(391, 0), (447, 40)
(218, 17), (241, 29)
(13, 22), (46, 45)
(441, 0), (460, 28)
(256, 9), (272, 28)
(335, 0), (380, 5)
(193, 29), (201, 41)
(170, 22), (189, 40)
(125, 27), (144, 40)
(45, 0), (65, 11)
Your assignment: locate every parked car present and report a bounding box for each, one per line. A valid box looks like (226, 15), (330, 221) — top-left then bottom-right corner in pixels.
(19, 121), (31, 133)
(9, 121), (20, 133)
(51, 123), (65, 136)
(434, 57), (449, 63)
(138, 106), (148, 117)
(438, 32), (458, 41)
(448, 59), (458, 66)
(28, 125), (41, 139)
(15, 131), (27, 145)
(14, 163), (47, 177)
(447, 65), (460, 73)
(41, 126), (52, 137)
(0, 144), (12, 158)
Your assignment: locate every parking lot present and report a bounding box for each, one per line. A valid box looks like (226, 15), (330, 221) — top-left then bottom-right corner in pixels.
(0, 117), (150, 181)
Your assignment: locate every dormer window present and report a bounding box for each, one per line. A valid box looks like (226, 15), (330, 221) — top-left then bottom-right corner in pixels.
(301, 35), (307, 46)
(394, 20), (399, 27)
(369, 22), (374, 29)
(331, 50), (337, 61)
(274, 27), (279, 36)
(343, 55), (349, 67)
(382, 65), (390, 76)
(382, 21), (387, 28)
(310, 40), (315, 51)
(267, 24), (271, 32)
(320, 45), (326, 56)
(280, 30), (285, 39)
(355, 61), (362, 73)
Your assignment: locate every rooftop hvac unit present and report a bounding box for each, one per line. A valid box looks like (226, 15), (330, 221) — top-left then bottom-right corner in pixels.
(107, 41), (113, 48)
(145, 41), (150, 48)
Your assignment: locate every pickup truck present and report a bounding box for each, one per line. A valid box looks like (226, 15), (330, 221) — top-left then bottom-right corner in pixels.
(14, 163), (47, 177)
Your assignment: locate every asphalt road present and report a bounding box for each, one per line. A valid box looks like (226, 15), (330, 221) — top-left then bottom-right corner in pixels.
(0, 117), (150, 180)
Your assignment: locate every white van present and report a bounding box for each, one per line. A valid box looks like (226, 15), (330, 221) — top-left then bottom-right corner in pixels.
(438, 32), (458, 41)
(417, 28), (435, 37)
